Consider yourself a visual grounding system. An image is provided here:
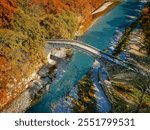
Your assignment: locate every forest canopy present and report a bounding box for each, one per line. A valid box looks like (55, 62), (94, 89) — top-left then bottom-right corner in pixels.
(0, 0), (105, 109)
(0, 0), (18, 27)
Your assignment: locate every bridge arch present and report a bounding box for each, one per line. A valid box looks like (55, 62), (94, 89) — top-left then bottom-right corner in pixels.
(46, 39), (102, 59)
(46, 39), (148, 76)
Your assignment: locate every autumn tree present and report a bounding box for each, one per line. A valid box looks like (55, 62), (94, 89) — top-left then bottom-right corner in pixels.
(0, 0), (18, 27)
(0, 0), (106, 109)
(29, 0), (69, 15)
(40, 11), (79, 39)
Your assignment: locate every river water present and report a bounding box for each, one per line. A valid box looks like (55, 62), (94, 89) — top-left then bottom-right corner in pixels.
(27, 0), (146, 113)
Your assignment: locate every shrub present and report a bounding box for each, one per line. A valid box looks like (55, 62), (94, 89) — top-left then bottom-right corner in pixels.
(0, 0), (18, 27)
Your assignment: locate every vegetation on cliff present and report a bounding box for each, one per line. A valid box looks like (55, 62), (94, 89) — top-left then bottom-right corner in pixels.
(140, 3), (150, 56)
(0, 0), (106, 110)
(0, 0), (18, 27)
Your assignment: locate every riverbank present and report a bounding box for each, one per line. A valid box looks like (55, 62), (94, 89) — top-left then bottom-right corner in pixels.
(22, 0), (150, 113)
(102, 2), (150, 112)
(0, 0), (121, 110)
(0, 62), (44, 112)
(73, 0), (150, 113)
(112, 5), (150, 72)
(76, 0), (122, 36)
(2, 0), (148, 113)
(1, 64), (55, 112)
(1, 49), (73, 112)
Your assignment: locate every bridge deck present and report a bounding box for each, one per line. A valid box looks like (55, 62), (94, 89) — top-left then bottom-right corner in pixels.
(46, 39), (149, 76)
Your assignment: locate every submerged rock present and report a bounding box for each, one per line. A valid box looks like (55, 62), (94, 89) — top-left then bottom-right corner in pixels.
(40, 77), (51, 85)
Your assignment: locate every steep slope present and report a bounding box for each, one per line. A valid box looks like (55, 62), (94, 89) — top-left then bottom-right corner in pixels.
(0, 0), (115, 111)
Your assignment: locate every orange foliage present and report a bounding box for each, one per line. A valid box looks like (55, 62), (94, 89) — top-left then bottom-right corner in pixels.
(0, 89), (9, 107)
(61, 0), (105, 17)
(142, 7), (149, 15)
(30, 0), (104, 16)
(0, 0), (106, 109)
(0, 56), (11, 88)
(30, 0), (69, 14)
(0, 0), (18, 27)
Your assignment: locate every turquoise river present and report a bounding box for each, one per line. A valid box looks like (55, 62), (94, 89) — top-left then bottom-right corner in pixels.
(27, 0), (146, 113)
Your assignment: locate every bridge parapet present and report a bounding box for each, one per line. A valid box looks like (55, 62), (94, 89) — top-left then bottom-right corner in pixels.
(46, 39), (149, 76)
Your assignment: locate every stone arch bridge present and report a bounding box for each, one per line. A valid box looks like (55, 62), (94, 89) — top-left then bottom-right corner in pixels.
(46, 39), (148, 76)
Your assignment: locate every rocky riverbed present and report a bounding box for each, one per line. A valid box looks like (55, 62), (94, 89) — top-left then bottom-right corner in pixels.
(1, 48), (73, 113)
(2, 64), (56, 112)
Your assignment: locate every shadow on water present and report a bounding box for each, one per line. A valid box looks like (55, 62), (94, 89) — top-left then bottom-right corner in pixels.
(26, 0), (147, 113)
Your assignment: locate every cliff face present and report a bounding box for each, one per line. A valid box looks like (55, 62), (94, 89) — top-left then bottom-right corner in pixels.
(0, 0), (106, 111)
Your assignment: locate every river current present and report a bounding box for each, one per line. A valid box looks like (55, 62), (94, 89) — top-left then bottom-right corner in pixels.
(27, 0), (146, 113)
